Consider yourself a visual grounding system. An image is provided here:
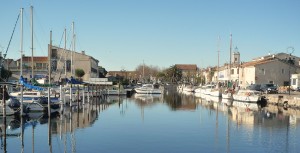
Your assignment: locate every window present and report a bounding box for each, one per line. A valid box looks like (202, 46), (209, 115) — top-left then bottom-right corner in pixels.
(43, 63), (47, 69)
(292, 78), (297, 85)
(51, 49), (57, 59)
(51, 60), (57, 71)
(36, 63), (42, 69)
(261, 69), (265, 75)
(269, 81), (274, 84)
(91, 67), (97, 73)
(66, 60), (71, 72)
(282, 69), (285, 74)
(231, 69), (234, 74)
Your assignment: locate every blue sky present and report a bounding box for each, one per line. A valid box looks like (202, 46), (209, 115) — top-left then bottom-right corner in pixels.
(1, 0), (299, 71)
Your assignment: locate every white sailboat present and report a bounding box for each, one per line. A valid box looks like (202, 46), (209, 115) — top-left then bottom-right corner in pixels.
(222, 34), (234, 102)
(12, 6), (59, 113)
(205, 36), (222, 98)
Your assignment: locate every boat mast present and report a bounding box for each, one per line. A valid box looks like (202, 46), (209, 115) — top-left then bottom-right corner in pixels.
(48, 31), (52, 86)
(48, 31), (52, 116)
(229, 33), (232, 82)
(217, 36), (220, 85)
(64, 28), (67, 78)
(71, 22), (75, 76)
(20, 9), (25, 151)
(30, 6), (34, 78)
(20, 8), (24, 116)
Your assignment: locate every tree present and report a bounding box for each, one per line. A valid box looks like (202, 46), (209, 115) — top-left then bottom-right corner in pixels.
(165, 65), (182, 83)
(0, 67), (12, 82)
(75, 69), (85, 81)
(98, 66), (107, 78)
(135, 64), (160, 83)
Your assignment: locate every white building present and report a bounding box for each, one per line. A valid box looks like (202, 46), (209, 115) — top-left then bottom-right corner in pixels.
(238, 53), (300, 88)
(204, 52), (300, 89)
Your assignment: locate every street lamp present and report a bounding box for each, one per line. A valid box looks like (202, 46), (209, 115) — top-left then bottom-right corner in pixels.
(287, 47), (294, 95)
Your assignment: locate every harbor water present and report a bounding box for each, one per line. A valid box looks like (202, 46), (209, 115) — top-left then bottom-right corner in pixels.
(1, 89), (300, 153)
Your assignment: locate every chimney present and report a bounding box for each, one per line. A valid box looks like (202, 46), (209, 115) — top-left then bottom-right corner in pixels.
(82, 51), (85, 55)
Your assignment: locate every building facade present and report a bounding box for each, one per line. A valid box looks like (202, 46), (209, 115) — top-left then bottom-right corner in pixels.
(50, 45), (99, 81)
(175, 64), (198, 83)
(238, 53), (300, 88)
(5, 45), (99, 83)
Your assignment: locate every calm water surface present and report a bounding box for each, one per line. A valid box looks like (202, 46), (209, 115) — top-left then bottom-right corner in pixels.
(2, 89), (300, 153)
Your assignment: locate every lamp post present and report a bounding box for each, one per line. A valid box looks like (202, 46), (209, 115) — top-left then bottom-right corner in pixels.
(287, 47), (294, 95)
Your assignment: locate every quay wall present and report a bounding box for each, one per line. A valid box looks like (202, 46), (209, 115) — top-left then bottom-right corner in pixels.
(265, 93), (300, 109)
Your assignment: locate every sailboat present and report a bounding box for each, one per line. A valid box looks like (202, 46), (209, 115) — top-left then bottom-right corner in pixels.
(222, 34), (234, 103)
(0, 10), (22, 116)
(205, 36), (222, 98)
(10, 6), (60, 113)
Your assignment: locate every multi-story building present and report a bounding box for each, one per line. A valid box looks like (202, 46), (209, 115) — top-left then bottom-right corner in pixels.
(201, 52), (300, 89)
(49, 45), (99, 82)
(238, 53), (300, 88)
(7, 56), (48, 82)
(6, 45), (100, 83)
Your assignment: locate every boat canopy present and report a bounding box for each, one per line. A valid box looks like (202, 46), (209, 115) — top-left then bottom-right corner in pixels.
(66, 76), (83, 84)
(19, 76), (44, 91)
(30, 78), (53, 87)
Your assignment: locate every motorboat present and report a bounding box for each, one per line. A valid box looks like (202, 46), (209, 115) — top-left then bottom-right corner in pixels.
(0, 98), (21, 116)
(106, 84), (127, 96)
(134, 84), (162, 94)
(10, 90), (60, 112)
(232, 89), (267, 105)
(182, 84), (195, 92)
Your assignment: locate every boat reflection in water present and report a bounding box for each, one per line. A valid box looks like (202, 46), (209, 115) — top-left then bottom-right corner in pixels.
(0, 96), (115, 153)
(134, 93), (163, 103)
(194, 90), (299, 125)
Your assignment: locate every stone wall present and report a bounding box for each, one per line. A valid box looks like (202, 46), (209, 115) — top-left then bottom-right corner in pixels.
(265, 94), (300, 109)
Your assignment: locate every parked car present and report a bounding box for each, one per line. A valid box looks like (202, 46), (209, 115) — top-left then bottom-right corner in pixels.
(260, 83), (278, 94)
(246, 84), (261, 91)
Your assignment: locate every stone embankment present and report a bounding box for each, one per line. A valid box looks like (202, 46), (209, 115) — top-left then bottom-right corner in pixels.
(265, 92), (300, 109)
